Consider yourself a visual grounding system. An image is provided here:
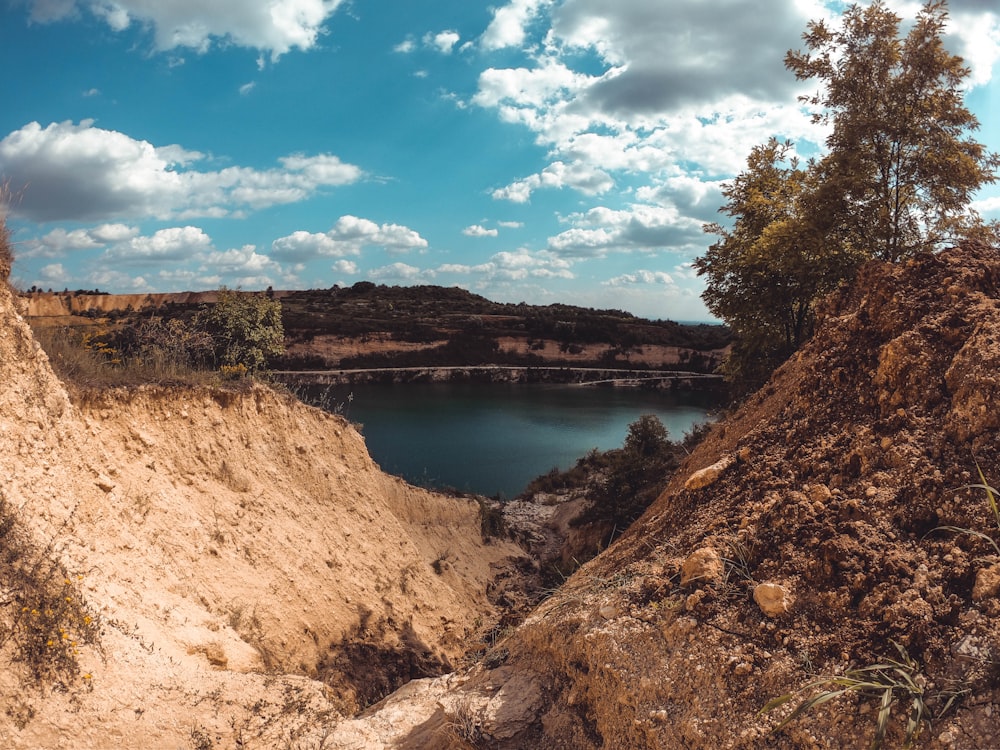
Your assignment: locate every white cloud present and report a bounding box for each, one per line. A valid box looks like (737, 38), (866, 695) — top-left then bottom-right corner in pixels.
(105, 225), (213, 262)
(437, 248), (572, 282)
(370, 262), (434, 281)
(270, 215), (428, 262)
(20, 223), (139, 258)
(493, 160), (614, 202)
(38, 263), (68, 283)
(394, 37), (416, 53)
(547, 203), (704, 258)
(497, 220), (524, 228)
(480, 0), (553, 51)
(332, 259), (357, 274)
(83, 88), (101, 97)
(462, 224), (499, 237)
(24, 0), (347, 60)
(425, 30), (460, 54)
(239, 81), (256, 95)
(603, 270), (675, 287)
(0, 120), (363, 222)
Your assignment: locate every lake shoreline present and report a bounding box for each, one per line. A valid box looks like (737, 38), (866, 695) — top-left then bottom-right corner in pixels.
(274, 365), (726, 392)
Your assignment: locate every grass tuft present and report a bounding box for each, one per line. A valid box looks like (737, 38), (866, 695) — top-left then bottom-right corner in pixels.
(762, 641), (960, 750)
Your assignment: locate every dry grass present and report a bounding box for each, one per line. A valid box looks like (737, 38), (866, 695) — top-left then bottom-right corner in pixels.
(0, 492), (101, 685)
(30, 324), (224, 392)
(0, 189), (13, 286)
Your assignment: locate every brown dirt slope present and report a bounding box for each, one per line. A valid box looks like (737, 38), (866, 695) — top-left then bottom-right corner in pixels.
(0, 281), (525, 748)
(358, 242), (1000, 749)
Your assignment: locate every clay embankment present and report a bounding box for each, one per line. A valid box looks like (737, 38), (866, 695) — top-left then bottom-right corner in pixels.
(1, 281), (526, 748)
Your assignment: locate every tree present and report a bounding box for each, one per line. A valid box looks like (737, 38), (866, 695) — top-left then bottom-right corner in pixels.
(697, 1), (998, 394)
(696, 139), (863, 391)
(197, 289), (285, 374)
(578, 415), (677, 532)
(786, 0), (999, 261)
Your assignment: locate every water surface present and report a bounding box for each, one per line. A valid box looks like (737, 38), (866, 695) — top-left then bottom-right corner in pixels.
(303, 382), (718, 498)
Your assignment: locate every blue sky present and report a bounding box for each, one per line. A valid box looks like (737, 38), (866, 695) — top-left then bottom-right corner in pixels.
(1, 0), (997, 321)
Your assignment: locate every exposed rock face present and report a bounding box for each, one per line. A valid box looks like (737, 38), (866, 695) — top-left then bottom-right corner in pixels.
(339, 243), (1000, 749)
(0, 282), (525, 747)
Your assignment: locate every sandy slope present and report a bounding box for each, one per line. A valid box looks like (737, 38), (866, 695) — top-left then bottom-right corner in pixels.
(0, 281), (525, 749)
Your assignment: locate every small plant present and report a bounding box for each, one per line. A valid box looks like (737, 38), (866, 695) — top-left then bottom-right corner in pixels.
(0, 493), (101, 685)
(928, 462), (1000, 555)
(763, 642), (938, 750)
(477, 498), (506, 542)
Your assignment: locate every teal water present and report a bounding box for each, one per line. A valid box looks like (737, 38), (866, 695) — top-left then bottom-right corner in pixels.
(301, 383), (719, 498)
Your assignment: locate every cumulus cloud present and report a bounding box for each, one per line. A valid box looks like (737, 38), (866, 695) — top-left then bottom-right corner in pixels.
(480, 0), (553, 51)
(426, 30), (460, 54)
(463, 224), (499, 237)
(0, 120), (363, 222)
(438, 248), (572, 282)
(603, 269), (675, 287)
(547, 204), (705, 258)
(370, 262), (434, 281)
(22, 0), (347, 59)
(270, 215), (428, 262)
(332, 259), (358, 274)
(493, 160), (614, 202)
(104, 226), (213, 262)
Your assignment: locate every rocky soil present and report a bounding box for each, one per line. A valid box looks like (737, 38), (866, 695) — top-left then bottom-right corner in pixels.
(332, 242), (1000, 749)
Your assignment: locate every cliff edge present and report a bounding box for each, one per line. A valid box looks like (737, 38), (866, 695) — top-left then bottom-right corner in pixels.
(0, 280), (525, 747)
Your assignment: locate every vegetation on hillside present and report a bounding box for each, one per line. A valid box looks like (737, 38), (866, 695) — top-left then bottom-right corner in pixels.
(696, 0), (999, 395)
(276, 282), (729, 372)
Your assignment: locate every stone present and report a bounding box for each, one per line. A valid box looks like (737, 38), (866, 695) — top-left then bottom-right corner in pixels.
(753, 582), (792, 617)
(972, 563), (1000, 601)
(681, 547), (723, 586)
(684, 456), (733, 491)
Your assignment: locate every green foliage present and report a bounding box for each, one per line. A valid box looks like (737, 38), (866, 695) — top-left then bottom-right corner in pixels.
(197, 288), (285, 374)
(697, 139), (864, 393)
(576, 415), (679, 531)
(763, 642), (947, 750)
(698, 1), (999, 397)
(786, 0), (999, 262)
(477, 498), (506, 543)
(928, 462), (1000, 555)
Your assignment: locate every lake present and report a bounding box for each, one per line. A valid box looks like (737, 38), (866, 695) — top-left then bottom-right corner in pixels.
(300, 382), (719, 498)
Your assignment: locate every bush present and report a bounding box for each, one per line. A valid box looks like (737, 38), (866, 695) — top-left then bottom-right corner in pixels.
(196, 289), (285, 374)
(0, 493), (101, 684)
(575, 415), (681, 532)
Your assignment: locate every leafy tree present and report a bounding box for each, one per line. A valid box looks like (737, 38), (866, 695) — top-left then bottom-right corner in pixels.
(696, 139), (863, 391)
(197, 289), (285, 374)
(577, 415), (677, 533)
(786, 0), (999, 261)
(697, 0), (998, 394)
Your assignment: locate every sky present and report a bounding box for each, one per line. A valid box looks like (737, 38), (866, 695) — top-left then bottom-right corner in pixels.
(1, 0), (998, 322)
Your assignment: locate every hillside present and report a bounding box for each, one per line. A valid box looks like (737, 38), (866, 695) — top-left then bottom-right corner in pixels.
(325, 242), (1000, 748)
(0, 279), (527, 747)
(23, 284), (731, 376)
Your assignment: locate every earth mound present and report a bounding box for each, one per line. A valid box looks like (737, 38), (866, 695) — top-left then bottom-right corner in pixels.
(340, 242), (1000, 749)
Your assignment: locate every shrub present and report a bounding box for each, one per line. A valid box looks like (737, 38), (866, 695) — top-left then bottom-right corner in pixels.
(0, 493), (101, 684)
(196, 288), (285, 374)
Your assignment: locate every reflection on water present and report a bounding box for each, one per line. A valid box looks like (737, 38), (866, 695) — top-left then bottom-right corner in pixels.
(301, 382), (720, 498)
